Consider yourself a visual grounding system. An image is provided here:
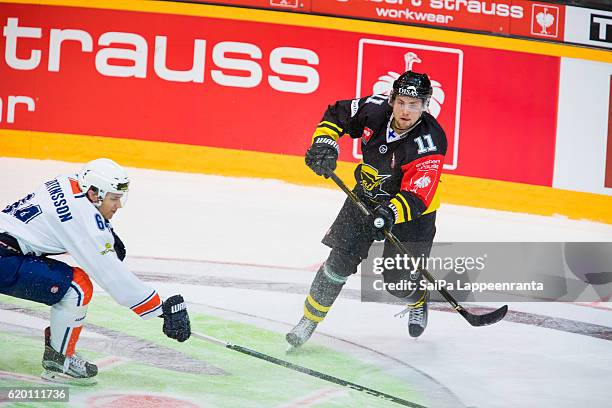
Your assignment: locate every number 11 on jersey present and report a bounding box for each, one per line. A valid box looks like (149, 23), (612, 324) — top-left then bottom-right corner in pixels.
(414, 134), (437, 154)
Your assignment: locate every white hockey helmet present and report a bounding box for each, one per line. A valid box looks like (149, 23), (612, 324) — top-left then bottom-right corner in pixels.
(78, 158), (130, 205)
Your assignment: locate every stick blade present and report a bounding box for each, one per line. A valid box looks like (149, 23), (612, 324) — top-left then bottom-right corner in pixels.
(460, 305), (508, 327)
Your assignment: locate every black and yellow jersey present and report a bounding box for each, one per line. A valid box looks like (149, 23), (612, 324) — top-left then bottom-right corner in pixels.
(312, 94), (447, 224)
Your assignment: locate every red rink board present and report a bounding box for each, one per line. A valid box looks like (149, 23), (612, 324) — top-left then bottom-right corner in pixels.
(0, 3), (559, 186)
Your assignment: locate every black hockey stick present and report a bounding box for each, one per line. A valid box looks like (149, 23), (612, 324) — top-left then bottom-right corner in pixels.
(328, 171), (508, 327)
(192, 331), (426, 408)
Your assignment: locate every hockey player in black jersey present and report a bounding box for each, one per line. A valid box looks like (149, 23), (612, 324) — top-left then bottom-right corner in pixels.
(287, 71), (447, 348)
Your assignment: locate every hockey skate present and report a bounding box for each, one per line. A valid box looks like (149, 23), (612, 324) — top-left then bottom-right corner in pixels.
(286, 316), (318, 351)
(41, 327), (98, 386)
(396, 290), (429, 338)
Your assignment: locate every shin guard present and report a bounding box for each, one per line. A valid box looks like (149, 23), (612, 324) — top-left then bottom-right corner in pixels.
(303, 264), (346, 323)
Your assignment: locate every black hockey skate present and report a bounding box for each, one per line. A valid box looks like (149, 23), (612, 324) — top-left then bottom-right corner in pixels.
(396, 290), (429, 338)
(286, 316), (318, 350)
(41, 327), (97, 386)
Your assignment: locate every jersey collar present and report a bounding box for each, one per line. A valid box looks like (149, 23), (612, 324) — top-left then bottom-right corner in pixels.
(386, 115), (421, 143)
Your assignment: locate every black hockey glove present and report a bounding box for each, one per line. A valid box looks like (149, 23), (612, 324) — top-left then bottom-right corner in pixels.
(162, 294), (191, 342)
(110, 228), (126, 262)
(305, 136), (339, 178)
(372, 204), (396, 241)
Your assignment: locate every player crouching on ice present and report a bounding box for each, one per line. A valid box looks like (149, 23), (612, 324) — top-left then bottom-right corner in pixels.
(287, 71), (447, 348)
(0, 158), (191, 385)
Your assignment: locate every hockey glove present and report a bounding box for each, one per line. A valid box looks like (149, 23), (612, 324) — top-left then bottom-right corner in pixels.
(372, 203), (396, 241)
(162, 294), (191, 342)
(305, 136), (339, 178)
(110, 228), (126, 262)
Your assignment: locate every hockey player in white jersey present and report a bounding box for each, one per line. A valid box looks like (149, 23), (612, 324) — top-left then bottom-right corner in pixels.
(0, 158), (191, 385)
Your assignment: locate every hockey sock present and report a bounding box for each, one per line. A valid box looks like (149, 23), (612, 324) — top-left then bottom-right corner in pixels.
(303, 263), (347, 323)
(50, 268), (92, 356)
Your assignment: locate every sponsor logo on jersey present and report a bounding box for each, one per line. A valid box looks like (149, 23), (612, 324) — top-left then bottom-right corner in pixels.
(50, 285), (59, 294)
(359, 164), (391, 198)
(407, 156), (443, 204)
(362, 127), (374, 144)
(414, 175), (432, 189)
(100, 242), (115, 256)
(379, 145), (388, 154)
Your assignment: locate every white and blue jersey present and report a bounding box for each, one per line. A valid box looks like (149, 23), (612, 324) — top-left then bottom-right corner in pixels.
(0, 174), (162, 319)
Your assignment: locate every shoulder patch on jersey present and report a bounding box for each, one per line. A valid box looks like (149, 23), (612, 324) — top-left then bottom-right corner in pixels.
(362, 127), (374, 144)
(69, 178), (81, 194)
(68, 177), (86, 198)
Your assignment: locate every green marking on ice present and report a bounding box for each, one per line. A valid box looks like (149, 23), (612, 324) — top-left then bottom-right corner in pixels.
(0, 295), (424, 407)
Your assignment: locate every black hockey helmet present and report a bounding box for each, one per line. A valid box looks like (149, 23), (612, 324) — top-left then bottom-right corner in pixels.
(390, 71), (432, 103)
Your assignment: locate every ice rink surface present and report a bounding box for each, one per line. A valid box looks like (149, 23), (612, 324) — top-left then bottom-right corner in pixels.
(1, 158), (611, 408)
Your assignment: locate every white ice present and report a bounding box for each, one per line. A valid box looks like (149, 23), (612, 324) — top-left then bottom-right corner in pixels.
(1, 157), (612, 408)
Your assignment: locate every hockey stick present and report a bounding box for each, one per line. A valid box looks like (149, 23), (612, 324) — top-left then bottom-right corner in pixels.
(328, 171), (508, 327)
(191, 331), (426, 408)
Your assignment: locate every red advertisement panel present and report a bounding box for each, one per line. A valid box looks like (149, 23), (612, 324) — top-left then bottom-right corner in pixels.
(190, 0), (566, 41)
(0, 3), (559, 186)
(354, 40), (462, 169)
(311, 0), (564, 41)
(313, 0), (514, 34)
